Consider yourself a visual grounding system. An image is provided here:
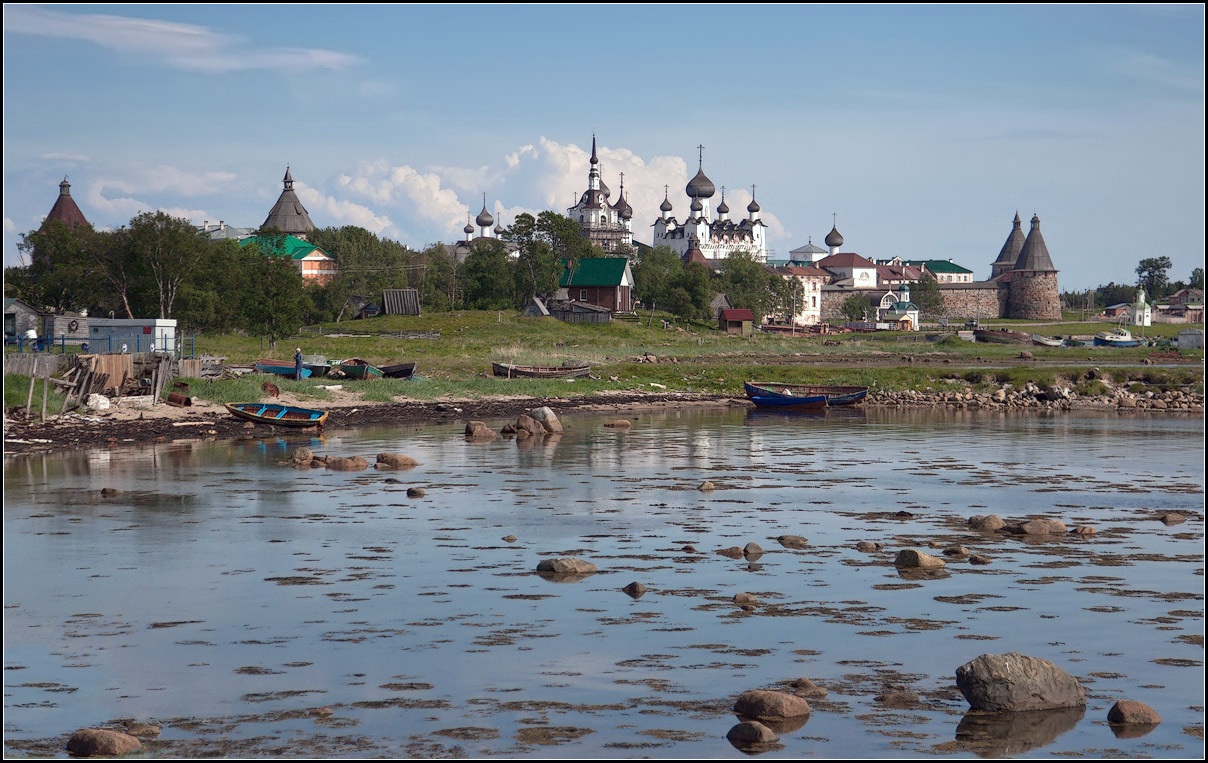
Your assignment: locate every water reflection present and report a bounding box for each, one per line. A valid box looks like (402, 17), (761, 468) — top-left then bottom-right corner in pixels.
(3, 408), (1203, 759)
(955, 706), (1085, 757)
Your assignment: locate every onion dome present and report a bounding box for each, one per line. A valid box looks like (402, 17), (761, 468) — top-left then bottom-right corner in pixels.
(825, 225), (844, 248)
(747, 198), (760, 214)
(618, 194), (633, 220)
(690, 198), (703, 215)
(717, 198), (730, 215)
(686, 165), (716, 199)
(476, 202), (494, 228)
(463, 219), (474, 236)
(494, 219), (505, 236)
(660, 192), (673, 213)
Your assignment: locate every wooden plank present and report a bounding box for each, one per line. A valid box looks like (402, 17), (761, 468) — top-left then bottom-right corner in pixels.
(25, 357), (38, 417)
(41, 363), (49, 422)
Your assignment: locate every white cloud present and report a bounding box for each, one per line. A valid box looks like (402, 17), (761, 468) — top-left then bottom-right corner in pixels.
(4, 6), (362, 73)
(297, 184), (393, 237)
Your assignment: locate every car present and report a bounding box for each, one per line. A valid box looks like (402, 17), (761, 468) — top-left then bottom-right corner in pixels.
(964, 319), (980, 329)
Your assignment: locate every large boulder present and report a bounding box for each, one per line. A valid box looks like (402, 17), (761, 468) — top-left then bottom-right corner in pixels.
(733, 689), (811, 721)
(527, 406), (563, 434)
(66, 728), (142, 757)
(465, 421), (497, 440)
(1107, 699), (1161, 725)
(894, 549), (946, 569)
(956, 652), (1087, 711)
(376, 453), (419, 469)
(536, 557), (597, 575)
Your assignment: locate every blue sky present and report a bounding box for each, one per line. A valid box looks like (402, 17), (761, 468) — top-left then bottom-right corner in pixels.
(3, 3), (1204, 292)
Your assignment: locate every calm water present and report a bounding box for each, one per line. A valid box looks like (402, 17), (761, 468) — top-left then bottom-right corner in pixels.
(3, 407), (1204, 758)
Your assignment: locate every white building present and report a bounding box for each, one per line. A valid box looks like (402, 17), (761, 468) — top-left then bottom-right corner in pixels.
(652, 149), (767, 263)
(567, 136), (633, 253)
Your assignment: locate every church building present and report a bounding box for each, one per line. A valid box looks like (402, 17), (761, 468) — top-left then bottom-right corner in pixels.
(566, 135), (633, 253)
(652, 148), (767, 263)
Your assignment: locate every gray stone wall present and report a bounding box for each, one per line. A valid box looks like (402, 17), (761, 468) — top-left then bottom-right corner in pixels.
(821, 284), (1005, 323)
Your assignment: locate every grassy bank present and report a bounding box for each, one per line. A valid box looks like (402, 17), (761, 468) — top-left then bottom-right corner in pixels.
(5, 311), (1202, 411)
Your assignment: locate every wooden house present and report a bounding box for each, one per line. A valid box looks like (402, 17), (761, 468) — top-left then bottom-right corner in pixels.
(719, 308), (755, 336)
(556, 257), (633, 313)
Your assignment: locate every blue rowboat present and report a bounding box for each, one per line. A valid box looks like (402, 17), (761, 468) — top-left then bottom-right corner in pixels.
(225, 402), (328, 428)
(744, 381), (869, 409)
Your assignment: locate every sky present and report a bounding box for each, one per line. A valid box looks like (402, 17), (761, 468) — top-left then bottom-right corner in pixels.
(2, 3), (1204, 292)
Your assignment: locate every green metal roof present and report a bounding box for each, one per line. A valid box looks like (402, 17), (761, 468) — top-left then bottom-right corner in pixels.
(559, 257), (629, 287)
(239, 234), (330, 261)
(905, 259), (973, 274)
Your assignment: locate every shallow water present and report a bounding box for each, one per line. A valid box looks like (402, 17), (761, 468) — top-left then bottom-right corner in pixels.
(3, 407), (1204, 758)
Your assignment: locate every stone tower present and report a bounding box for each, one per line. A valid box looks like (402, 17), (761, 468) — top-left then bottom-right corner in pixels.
(1005, 214), (1061, 319)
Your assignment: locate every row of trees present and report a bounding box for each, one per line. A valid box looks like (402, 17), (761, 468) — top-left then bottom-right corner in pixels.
(5, 209), (813, 340)
(1059, 259), (1203, 311)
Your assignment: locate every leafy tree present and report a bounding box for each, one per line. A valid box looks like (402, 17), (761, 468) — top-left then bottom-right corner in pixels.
(242, 247), (309, 349)
(662, 262), (715, 320)
(632, 245), (684, 310)
(309, 226), (423, 319)
(718, 251), (778, 323)
(1096, 282), (1136, 309)
(507, 213), (560, 300)
(841, 293), (873, 322)
(1135, 256), (1172, 300)
(14, 220), (105, 314)
(1190, 267), (1204, 291)
(172, 239), (261, 333)
(909, 273), (944, 318)
(459, 238), (516, 310)
(126, 211), (208, 319)
(419, 243), (458, 312)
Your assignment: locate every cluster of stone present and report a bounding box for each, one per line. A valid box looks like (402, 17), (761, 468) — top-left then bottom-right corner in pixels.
(867, 385), (1203, 412)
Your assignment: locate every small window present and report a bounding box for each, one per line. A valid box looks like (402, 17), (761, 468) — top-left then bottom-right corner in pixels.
(580, 290), (588, 301)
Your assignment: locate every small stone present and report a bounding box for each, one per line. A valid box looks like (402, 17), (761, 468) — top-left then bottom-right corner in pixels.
(406, 487), (425, 498)
(622, 582), (647, 598)
(699, 481), (715, 491)
(1107, 699), (1162, 725)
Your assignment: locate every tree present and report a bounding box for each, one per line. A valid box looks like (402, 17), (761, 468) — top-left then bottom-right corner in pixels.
(309, 226), (423, 320)
(718, 251), (778, 323)
(841, 293), (872, 322)
(910, 273), (944, 318)
(507, 213), (561, 300)
(419, 243), (458, 312)
(459, 238), (516, 310)
(126, 211), (208, 319)
(14, 220), (105, 314)
(1135, 256), (1172, 301)
(1190, 267), (1204, 291)
(243, 249), (309, 349)
(664, 261), (715, 320)
(632, 245), (684, 310)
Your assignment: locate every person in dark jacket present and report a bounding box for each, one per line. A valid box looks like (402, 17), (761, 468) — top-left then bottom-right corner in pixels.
(294, 347), (304, 380)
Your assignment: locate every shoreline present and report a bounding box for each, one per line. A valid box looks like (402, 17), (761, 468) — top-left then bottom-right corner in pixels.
(3, 384), (1202, 458)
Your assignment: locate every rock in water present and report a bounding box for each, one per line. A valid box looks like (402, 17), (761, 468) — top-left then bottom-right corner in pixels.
(956, 652), (1087, 711)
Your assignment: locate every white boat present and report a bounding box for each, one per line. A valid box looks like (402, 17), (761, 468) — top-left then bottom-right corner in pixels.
(1094, 328), (1141, 348)
(1031, 334), (1066, 348)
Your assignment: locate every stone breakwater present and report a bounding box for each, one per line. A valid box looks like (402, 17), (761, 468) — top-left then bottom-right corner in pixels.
(866, 383), (1204, 412)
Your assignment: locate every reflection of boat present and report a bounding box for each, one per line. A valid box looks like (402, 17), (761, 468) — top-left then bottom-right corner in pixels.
(1031, 334), (1066, 348)
(225, 402), (328, 428)
(744, 381), (869, 409)
(1094, 328), (1141, 348)
(254, 358), (312, 378)
(974, 329), (1032, 344)
(331, 358), (383, 379)
(380, 361), (417, 379)
(492, 362), (591, 379)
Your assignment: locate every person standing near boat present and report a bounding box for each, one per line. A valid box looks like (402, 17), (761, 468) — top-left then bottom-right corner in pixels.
(294, 347), (304, 380)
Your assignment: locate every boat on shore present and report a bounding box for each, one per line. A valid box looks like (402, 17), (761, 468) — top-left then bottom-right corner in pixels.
(380, 361), (417, 379)
(224, 402), (328, 428)
(253, 358), (311, 379)
(1094, 328), (1142, 348)
(973, 328), (1033, 345)
(744, 381), (869, 409)
(302, 354), (332, 378)
(492, 362), (591, 379)
(330, 358), (383, 379)
(1031, 334), (1066, 348)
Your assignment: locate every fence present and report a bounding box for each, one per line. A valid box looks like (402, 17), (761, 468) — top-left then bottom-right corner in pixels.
(7, 333), (198, 358)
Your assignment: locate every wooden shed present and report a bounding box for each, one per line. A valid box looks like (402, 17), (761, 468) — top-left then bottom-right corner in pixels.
(720, 308), (755, 336)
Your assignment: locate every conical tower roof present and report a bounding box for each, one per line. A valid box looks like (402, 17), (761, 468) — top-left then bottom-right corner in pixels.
(40, 176), (90, 231)
(260, 166), (315, 237)
(994, 212), (1025, 267)
(1014, 214), (1057, 272)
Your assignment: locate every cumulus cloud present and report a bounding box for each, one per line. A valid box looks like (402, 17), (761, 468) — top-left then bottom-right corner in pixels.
(4, 6), (362, 73)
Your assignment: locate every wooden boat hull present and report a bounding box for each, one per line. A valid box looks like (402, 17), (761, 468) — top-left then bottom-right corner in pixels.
(225, 402), (328, 428)
(254, 359), (312, 379)
(744, 381), (869, 407)
(332, 359), (383, 379)
(973, 329), (1032, 345)
(380, 362), (416, 379)
(493, 362), (591, 379)
(748, 393), (828, 411)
